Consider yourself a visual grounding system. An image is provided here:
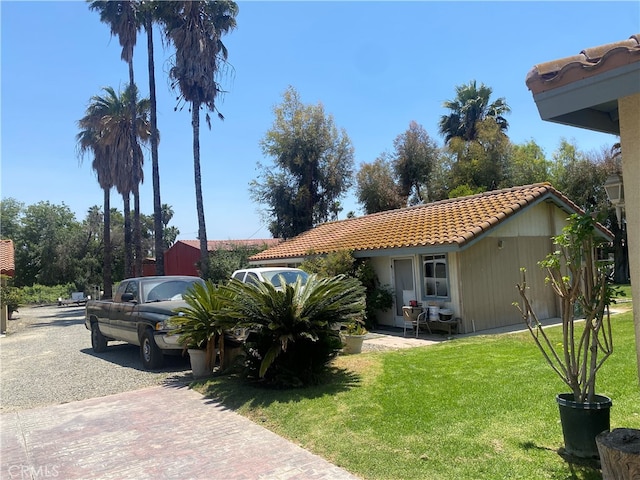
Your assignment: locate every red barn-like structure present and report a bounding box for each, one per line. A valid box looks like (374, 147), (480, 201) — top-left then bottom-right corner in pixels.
(164, 239), (282, 277)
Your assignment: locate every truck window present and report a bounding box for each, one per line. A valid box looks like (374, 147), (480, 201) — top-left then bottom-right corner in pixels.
(124, 281), (139, 302)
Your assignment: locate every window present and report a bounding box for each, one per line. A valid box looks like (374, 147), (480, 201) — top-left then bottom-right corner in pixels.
(423, 254), (449, 299)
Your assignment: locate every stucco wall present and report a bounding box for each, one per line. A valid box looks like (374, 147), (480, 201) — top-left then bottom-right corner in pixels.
(618, 92), (640, 381)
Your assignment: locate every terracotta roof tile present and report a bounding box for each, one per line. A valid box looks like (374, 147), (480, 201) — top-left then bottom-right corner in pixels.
(526, 34), (640, 94)
(250, 183), (608, 262)
(178, 239), (282, 252)
(0, 240), (15, 277)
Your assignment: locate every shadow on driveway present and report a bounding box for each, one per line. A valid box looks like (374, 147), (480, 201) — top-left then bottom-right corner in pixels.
(80, 343), (191, 373)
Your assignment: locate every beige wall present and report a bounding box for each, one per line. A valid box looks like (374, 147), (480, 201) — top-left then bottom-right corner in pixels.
(458, 234), (557, 332)
(618, 93), (640, 382)
(370, 202), (567, 332)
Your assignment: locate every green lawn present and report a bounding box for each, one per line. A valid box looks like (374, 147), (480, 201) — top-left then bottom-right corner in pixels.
(196, 309), (639, 480)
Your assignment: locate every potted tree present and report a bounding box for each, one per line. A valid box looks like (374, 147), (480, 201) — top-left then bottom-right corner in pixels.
(342, 319), (368, 354)
(515, 213), (617, 459)
(169, 281), (238, 378)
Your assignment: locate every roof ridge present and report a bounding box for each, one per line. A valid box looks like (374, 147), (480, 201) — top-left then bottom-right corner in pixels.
(294, 183), (555, 234)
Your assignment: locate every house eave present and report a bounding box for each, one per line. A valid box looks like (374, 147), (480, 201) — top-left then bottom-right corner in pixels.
(529, 62), (640, 135)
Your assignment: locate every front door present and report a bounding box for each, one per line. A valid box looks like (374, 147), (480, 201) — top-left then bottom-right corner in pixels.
(393, 258), (415, 326)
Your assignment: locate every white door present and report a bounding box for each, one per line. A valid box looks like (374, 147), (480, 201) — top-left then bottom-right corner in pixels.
(393, 258), (415, 325)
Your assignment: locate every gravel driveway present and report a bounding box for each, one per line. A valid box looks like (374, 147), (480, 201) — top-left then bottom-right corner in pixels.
(0, 305), (191, 413)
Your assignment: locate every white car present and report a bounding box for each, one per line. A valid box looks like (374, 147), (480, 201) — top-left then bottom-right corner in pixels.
(231, 267), (309, 289)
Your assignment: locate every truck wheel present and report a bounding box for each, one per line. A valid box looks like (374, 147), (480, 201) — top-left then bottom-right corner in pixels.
(140, 329), (163, 370)
(91, 323), (108, 353)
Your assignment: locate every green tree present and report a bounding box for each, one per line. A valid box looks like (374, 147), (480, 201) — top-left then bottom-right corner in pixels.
(164, 0), (238, 279)
(206, 243), (266, 284)
(508, 139), (550, 186)
(14, 202), (83, 287)
(251, 86), (355, 238)
(447, 118), (511, 191)
(0, 198), (24, 241)
(438, 80), (510, 144)
(356, 155), (404, 214)
(392, 121), (439, 204)
(160, 204), (179, 250)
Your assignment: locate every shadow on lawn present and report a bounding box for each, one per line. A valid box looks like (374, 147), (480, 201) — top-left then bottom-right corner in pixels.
(199, 366), (362, 411)
(520, 441), (602, 480)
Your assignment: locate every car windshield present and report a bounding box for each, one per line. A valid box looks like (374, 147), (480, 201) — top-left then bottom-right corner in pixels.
(142, 278), (204, 303)
(262, 270), (309, 288)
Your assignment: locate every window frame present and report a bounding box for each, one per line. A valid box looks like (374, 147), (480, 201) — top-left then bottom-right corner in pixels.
(422, 254), (450, 301)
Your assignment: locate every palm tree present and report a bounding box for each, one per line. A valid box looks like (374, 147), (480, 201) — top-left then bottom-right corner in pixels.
(77, 103), (116, 298)
(221, 274), (366, 386)
(77, 86), (151, 282)
(139, 0), (166, 275)
(438, 80), (511, 144)
(163, 0), (239, 279)
(89, 0), (144, 277)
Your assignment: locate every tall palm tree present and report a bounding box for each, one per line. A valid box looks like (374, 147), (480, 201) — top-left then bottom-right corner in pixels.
(139, 0), (166, 275)
(77, 102), (116, 298)
(77, 86), (151, 282)
(163, 0), (238, 279)
(438, 80), (511, 144)
(89, 0), (144, 277)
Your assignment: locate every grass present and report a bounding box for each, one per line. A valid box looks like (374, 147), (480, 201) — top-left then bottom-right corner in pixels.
(195, 308), (639, 480)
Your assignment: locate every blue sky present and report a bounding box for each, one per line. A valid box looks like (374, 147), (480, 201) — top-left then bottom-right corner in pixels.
(2, 1), (638, 241)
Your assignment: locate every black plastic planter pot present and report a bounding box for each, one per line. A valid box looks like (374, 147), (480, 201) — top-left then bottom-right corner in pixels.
(556, 393), (612, 459)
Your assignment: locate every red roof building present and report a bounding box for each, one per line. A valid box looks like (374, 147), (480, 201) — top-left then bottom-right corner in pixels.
(0, 240), (15, 278)
(164, 239), (282, 277)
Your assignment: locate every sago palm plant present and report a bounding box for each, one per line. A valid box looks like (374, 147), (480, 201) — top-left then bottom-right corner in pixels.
(169, 280), (237, 371)
(221, 273), (366, 387)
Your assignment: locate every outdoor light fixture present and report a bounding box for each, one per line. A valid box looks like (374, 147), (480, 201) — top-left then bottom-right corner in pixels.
(604, 172), (625, 228)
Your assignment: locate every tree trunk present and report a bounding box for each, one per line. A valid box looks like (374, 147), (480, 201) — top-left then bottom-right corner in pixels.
(192, 104), (208, 279)
(597, 428), (640, 480)
(123, 193), (132, 278)
(127, 59), (138, 279)
(103, 187), (112, 299)
(134, 185), (142, 277)
(146, 15), (164, 276)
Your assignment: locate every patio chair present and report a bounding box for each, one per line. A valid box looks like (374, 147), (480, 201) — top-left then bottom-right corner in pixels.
(402, 307), (431, 338)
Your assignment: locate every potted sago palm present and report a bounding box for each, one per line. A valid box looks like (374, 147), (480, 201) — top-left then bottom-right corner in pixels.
(342, 319), (368, 354)
(170, 280), (238, 378)
(515, 213), (617, 459)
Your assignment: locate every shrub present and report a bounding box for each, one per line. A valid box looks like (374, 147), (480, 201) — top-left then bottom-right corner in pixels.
(221, 274), (366, 387)
(18, 283), (75, 305)
(302, 250), (393, 328)
(0, 275), (22, 314)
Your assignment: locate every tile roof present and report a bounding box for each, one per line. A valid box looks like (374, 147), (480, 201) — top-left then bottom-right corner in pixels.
(526, 34), (640, 94)
(250, 183), (607, 262)
(178, 239), (282, 252)
(0, 240), (15, 277)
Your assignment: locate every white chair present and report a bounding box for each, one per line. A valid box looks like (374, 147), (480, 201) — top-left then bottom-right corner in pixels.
(402, 306), (430, 337)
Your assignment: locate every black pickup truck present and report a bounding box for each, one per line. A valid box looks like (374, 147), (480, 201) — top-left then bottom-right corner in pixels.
(85, 276), (205, 369)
